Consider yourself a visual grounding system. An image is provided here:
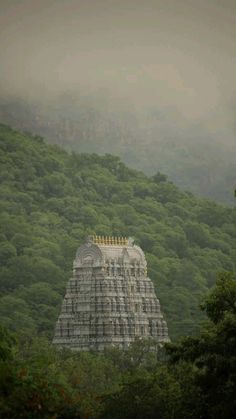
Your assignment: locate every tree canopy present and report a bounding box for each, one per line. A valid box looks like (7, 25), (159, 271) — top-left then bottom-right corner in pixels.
(1, 272), (235, 418)
(0, 123), (235, 341)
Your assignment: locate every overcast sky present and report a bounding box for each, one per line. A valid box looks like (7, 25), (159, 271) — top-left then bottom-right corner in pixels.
(0, 0), (236, 126)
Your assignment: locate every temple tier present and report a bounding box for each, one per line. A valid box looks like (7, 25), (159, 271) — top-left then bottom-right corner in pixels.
(53, 236), (169, 351)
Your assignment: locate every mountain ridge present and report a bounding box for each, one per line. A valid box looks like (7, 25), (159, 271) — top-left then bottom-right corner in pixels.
(0, 94), (235, 204)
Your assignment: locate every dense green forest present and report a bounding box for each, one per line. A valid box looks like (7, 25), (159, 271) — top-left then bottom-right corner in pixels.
(0, 123), (235, 342)
(0, 94), (235, 204)
(1, 272), (235, 418)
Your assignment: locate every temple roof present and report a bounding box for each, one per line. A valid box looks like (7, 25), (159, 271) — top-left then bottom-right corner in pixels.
(74, 236), (146, 267)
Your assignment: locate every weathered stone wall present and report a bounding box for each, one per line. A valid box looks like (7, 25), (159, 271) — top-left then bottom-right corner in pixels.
(53, 237), (169, 350)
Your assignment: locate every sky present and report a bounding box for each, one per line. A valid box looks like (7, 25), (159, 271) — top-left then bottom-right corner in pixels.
(0, 0), (236, 130)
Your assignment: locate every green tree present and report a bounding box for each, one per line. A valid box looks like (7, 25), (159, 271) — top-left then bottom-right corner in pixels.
(167, 272), (236, 419)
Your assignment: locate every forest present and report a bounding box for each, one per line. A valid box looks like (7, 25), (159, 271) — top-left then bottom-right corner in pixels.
(1, 272), (235, 418)
(0, 94), (235, 205)
(0, 123), (236, 417)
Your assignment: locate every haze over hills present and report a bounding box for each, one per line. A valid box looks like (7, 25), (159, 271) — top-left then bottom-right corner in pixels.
(1, 0), (236, 204)
(1, 2), (236, 416)
(0, 91), (235, 204)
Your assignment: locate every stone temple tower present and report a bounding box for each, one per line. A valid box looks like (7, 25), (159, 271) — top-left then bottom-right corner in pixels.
(53, 236), (169, 351)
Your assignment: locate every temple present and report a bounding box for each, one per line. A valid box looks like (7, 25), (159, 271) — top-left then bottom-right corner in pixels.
(53, 236), (169, 351)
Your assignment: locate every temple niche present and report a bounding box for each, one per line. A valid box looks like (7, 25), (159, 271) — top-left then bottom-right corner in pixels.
(53, 236), (169, 351)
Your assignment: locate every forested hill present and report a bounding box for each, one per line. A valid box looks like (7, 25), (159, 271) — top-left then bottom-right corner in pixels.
(0, 123), (235, 340)
(0, 96), (235, 205)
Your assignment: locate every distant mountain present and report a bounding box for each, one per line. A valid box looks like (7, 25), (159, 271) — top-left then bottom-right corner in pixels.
(0, 123), (235, 341)
(0, 93), (235, 205)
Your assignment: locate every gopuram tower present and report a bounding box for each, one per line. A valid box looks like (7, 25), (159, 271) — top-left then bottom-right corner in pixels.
(53, 236), (169, 351)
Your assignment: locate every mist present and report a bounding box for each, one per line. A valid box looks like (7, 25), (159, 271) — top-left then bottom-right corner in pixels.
(1, 0), (236, 115)
(0, 0), (236, 202)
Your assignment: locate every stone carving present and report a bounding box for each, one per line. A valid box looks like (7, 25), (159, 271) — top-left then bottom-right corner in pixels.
(53, 236), (169, 351)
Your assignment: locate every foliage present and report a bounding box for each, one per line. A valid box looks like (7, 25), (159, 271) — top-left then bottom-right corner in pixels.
(0, 275), (235, 418)
(166, 272), (236, 418)
(0, 330), (81, 418)
(0, 331), (120, 418)
(0, 95), (235, 204)
(0, 123), (236, 341)
(99, 272), (236, 419)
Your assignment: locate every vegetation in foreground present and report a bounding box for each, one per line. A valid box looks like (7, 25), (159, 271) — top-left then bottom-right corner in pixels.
(0, 272), (235, 418)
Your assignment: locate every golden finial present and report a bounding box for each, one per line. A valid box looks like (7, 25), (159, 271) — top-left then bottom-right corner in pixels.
(92, 235), (130, 245)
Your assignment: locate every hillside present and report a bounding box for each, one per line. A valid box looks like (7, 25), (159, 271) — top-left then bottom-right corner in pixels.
(0, 95), (235, 205)
(0, 123), (235, 341)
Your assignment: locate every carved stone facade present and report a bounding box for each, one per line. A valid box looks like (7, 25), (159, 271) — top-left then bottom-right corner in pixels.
(53, 236), (169, 351)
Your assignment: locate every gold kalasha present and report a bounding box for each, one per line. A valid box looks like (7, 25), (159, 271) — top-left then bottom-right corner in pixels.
(91, 235), (128, 246)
